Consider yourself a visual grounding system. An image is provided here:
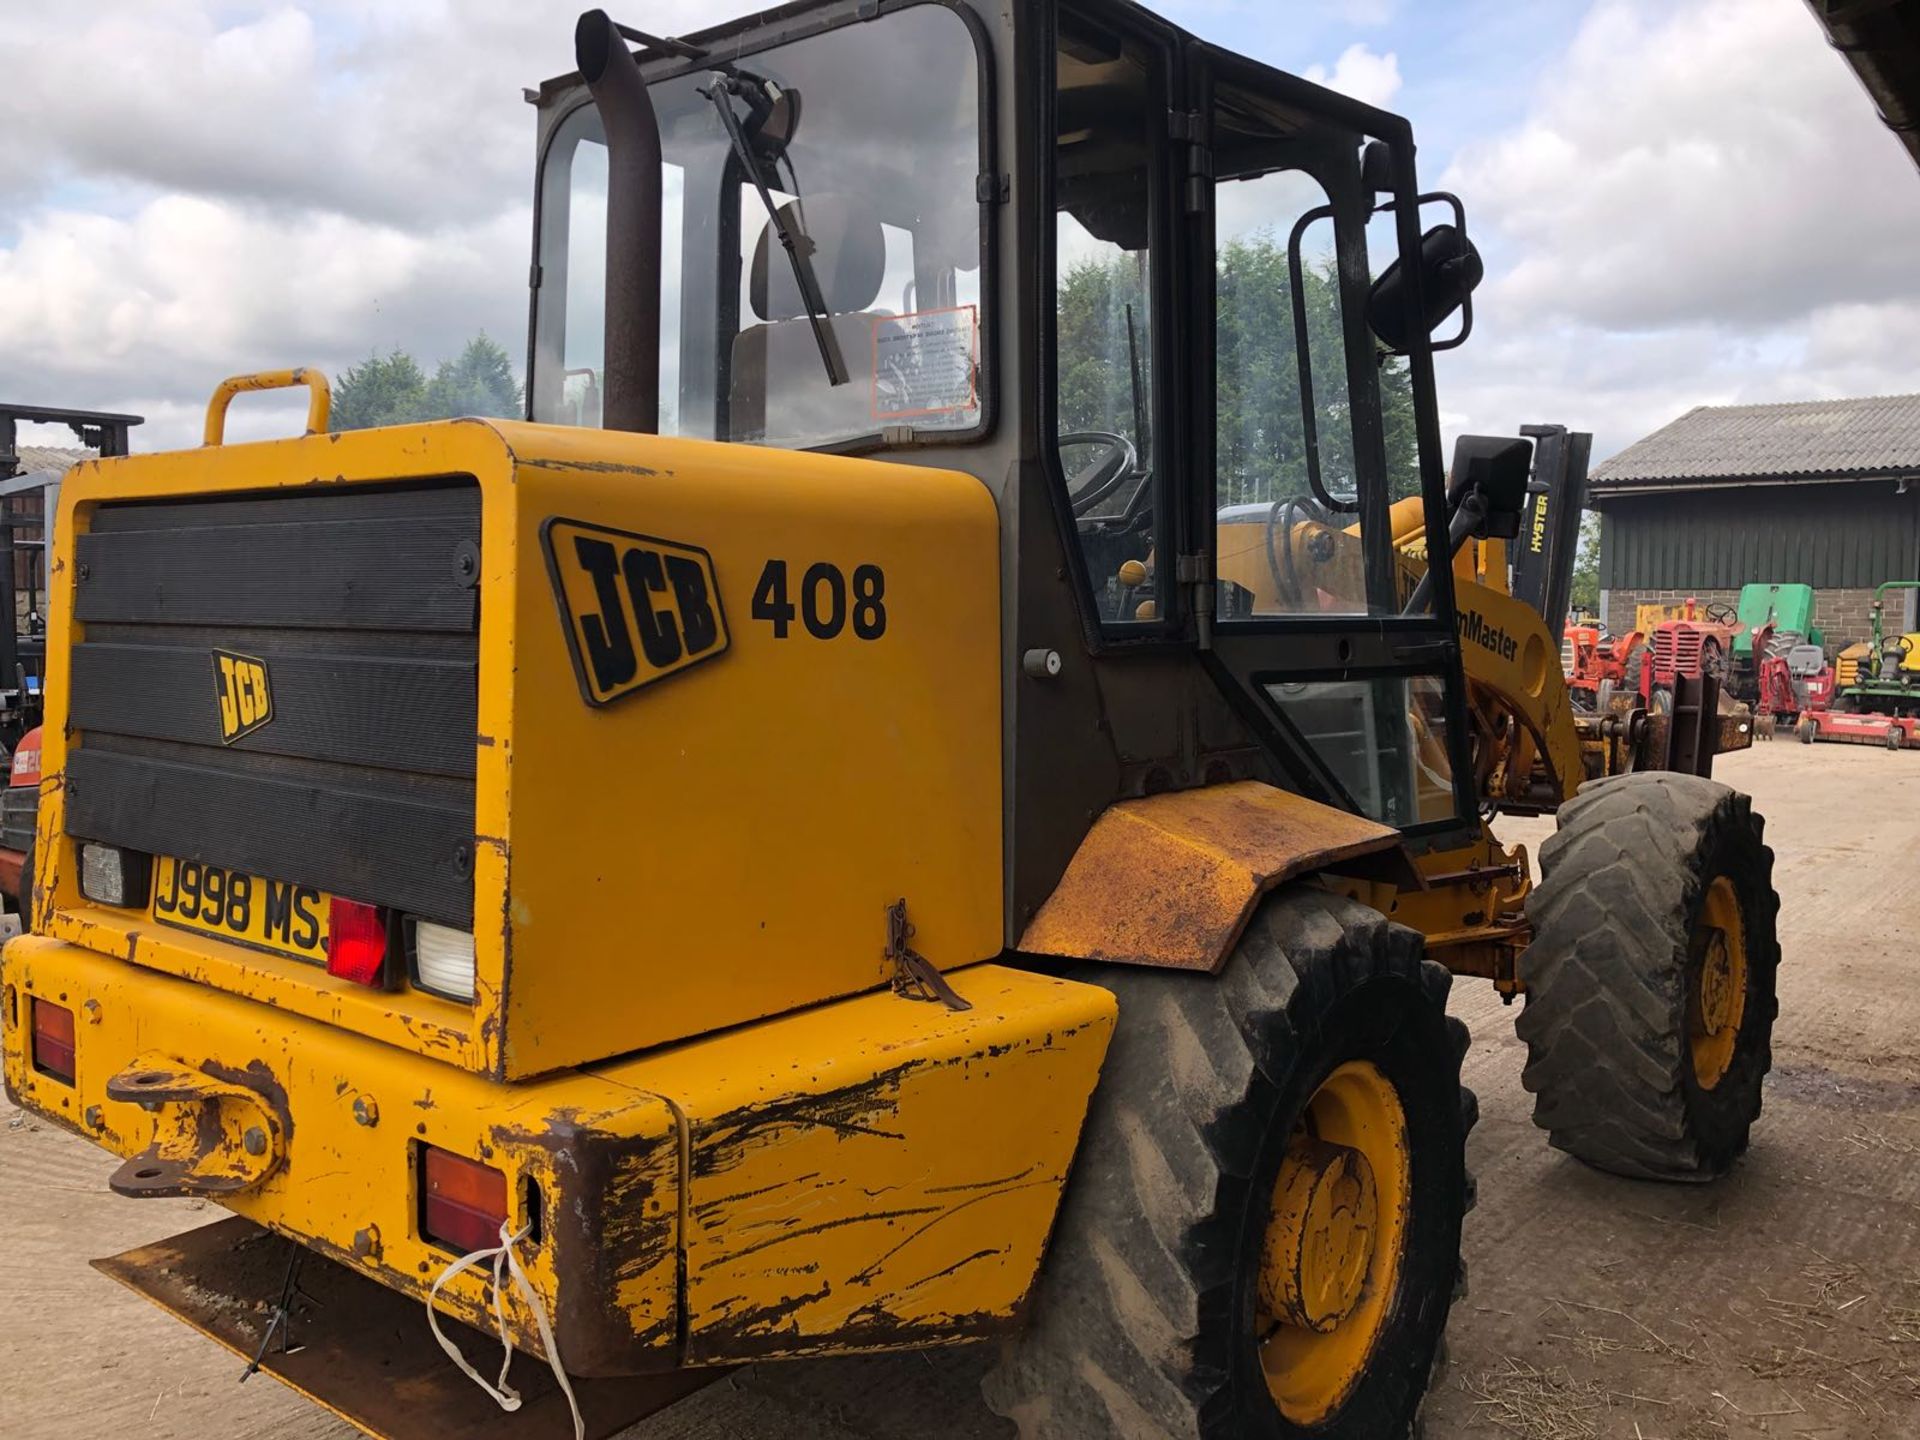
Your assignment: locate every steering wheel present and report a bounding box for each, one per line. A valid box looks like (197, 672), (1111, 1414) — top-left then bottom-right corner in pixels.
(1059, 431), (1140, 518)
(1704, 601), (1739, 625)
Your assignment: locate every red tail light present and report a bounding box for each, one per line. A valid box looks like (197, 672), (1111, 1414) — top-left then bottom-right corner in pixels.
(421, 1145), (509, 1253)
(30, 998), (75, 1083)
(326, 899), (388, 987)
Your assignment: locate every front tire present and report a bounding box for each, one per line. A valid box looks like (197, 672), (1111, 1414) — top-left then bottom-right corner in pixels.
(1516, 773), (1780, 1181)
(984, 888), (1473, 1439)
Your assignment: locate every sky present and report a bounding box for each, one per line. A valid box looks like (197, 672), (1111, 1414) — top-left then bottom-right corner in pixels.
(0, 0), (1914, 463)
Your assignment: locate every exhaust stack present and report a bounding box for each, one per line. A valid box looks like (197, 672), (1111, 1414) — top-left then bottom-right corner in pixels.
(574, 10), (662, 435)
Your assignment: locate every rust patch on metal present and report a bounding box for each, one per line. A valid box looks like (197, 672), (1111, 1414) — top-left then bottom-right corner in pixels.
(1019, 781), (1405, 971)
(694, 1302), (1006, 1361)
(517, 457), (660, 479)
(491, 1112), (682, 1375)
(689, 1068), (914, 1182)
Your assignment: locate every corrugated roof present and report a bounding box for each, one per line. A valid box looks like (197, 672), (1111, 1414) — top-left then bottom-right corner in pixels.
(7, 446), (91, 476)
(1590, 393), (1920, 487)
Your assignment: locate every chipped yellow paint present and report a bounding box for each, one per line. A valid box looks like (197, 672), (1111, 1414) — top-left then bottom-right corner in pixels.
(28, 413), (1002, 1080)
(600, 963), (1115, 1361)
(2, 935), (1113, 1370)
(202, 368), (331, 444)
(1, 933), (681, 1367)
(1259, 1060), (1411, 1422)
(1690, 875), (1747, 1090)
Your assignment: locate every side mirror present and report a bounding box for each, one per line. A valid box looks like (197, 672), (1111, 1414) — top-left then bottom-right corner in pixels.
(1400, 432), (1531, 617)
(1447, 435), (1533, 540)
(1367, 223), (1484, 354)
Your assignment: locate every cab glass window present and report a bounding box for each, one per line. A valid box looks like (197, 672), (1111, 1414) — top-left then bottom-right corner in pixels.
(1211, 87), (1402, 620)
(533, 5), (984, 448)
(1265, 674), (1455, 827)
(1052, 13), (1160, 626)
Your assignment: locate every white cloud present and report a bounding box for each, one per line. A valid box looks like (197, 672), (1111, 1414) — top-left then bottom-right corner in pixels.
(0, 194), (531, 447)
(5, 0), (1916, 470)
(0, 0), (737, 449)
(1432, 0), (1920, 462)
(1305, 44), (1404, 110)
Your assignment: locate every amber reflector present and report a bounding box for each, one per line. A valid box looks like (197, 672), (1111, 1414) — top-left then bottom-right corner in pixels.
(421, 1145), (508, 1254)
(30, 998), (75, 1083)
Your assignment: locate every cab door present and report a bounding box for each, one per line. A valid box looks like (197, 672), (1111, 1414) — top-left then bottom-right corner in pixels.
(1183, 46), (1477, 836)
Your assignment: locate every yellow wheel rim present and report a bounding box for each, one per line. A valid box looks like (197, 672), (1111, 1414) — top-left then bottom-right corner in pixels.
(1257, 1060), (1411, 1424)
(1690, 876), (1748, 1089)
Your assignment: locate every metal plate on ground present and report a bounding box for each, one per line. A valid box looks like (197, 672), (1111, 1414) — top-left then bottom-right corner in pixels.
(93, 1217), (720, 1440)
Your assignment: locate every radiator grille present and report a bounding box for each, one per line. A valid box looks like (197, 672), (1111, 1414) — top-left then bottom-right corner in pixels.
(0, 784), (36, 854)
(63, 484), (480, 927)
(1651, 627), (1704, 677)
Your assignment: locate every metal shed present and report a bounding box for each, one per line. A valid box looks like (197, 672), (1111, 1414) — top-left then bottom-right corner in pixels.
(1589, 394), (1920, 647)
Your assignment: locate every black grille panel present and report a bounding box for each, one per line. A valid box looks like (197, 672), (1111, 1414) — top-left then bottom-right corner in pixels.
(0, 784), (36, 853)
(77, 488), (482, 631)
(64, 483), (480, 927)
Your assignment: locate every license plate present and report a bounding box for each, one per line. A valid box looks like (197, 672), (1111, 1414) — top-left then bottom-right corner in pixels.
(151, 857), (331, 963)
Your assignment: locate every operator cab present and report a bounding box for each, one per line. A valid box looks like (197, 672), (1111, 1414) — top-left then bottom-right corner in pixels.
(531, 5), (985, 450)
(526, 0), (1496, 915)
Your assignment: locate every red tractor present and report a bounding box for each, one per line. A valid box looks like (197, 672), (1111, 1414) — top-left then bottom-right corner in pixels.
(1561, 618), (1644, 709)
(0, 724), (38, 926)
(1643, 599), (1745, 711)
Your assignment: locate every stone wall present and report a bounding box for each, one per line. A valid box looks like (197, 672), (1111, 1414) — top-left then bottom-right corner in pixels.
(1601, 586), (1904, 655)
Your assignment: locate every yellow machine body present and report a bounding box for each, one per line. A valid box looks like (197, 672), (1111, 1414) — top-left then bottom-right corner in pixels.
(5, 934), (1112, 1369)
(28, 418), (1005, 1080)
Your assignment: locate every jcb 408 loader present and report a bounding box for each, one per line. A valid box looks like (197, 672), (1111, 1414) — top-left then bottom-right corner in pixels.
(2, 3), (1779, 1436)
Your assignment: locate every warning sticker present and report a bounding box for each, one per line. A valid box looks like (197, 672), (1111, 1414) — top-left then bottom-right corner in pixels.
(871, 305), (979, 422)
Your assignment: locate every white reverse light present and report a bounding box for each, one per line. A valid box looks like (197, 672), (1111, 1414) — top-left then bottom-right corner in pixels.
(79, 843), (147, 908)
(413, 920), (477, 1002)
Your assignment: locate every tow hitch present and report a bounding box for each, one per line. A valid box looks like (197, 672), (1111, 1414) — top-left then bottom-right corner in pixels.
(105, 1055), (288, 1198)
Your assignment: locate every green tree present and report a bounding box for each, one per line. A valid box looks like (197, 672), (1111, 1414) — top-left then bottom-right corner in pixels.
(1055, 234), (1419, 509)
(423, 334), (522, 422)
(329, 351), (431, 431)
(1569, 510), (1602, 616)
(1056, 253), (1151, 455)
(331, 334), (522, 432)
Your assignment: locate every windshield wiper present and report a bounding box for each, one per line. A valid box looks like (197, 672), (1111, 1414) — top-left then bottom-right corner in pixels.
(700, 72), (848, 387)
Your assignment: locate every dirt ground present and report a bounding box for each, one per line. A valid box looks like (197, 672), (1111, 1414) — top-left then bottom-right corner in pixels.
(5, 740), (1920, 1440)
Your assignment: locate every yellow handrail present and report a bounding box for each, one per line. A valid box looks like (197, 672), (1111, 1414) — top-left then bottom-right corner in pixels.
(203, 368), (331, 446)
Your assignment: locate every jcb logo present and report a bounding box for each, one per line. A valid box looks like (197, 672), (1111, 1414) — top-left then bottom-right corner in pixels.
(542, 518), (729, 707)
(212, 650), (273, 743)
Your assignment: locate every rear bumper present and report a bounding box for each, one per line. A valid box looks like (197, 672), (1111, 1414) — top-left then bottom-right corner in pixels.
(3, 934), (682, 1375)
(2, 935), (1113, 1375)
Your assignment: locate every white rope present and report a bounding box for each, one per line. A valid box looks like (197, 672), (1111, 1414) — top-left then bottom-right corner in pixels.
(426, 1221), (585, 1440)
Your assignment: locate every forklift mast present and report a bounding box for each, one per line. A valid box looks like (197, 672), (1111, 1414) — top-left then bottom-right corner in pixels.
(1509, 422), (1592, 640)
(0, 403), (143, 741)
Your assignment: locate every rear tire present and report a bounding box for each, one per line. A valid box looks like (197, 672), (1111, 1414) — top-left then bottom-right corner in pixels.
(1797, 716), (1816, 744)
(984, 888), (1473, 1439)
(1516, 774), (1779, 1181)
